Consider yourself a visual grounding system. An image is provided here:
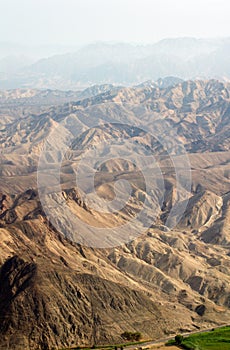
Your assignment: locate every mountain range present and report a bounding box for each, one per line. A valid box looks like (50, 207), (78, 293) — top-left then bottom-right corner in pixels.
(0, 78), (229, 349)
(1, 38), (230, 89)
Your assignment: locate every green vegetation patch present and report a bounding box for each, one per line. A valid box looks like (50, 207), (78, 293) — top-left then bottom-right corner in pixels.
(166, 326), (230, 350)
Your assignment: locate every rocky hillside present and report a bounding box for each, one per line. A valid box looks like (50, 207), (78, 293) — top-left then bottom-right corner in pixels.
(0, 79), (229, 349)
(0, 187), (230, 350)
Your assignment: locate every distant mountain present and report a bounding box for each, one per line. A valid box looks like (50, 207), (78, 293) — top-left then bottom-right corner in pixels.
(1, 38), (230, 89)
(0, 84), (121, 109)
(0, 41), (80, 60)
(136, 76), (184, 89)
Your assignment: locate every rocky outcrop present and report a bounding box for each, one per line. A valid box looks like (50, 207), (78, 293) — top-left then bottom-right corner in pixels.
(179, 190), (223, 230)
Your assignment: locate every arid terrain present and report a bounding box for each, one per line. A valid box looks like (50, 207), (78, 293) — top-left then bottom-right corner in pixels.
(0, 78), (229, 350)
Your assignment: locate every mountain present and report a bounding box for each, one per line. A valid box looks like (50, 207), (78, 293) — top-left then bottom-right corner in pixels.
(1, 38), (230, 89)
(0, 79), (229, 349)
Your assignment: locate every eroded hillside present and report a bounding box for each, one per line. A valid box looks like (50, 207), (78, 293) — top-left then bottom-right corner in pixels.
(0, 79), (229, 349)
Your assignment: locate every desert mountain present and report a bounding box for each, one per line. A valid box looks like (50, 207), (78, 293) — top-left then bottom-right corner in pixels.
(0, 78), (229, 349)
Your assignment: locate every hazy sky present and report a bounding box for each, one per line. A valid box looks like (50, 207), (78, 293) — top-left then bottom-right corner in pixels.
(1, 0), (230, 45)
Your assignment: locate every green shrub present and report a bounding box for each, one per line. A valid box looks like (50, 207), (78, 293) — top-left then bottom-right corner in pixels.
(175, 334), (184, 345)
